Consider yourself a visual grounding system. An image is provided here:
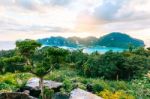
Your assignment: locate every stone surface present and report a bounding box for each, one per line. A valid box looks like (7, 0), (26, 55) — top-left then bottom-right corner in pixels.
(26, 78), (63, 90)
(70, 88), (103, 99)
(19, 77), (63, 97)
(0, 92), (37, 99)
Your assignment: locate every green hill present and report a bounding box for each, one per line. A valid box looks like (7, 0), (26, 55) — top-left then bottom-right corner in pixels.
(38, 32), (145, 48)
(38, 36), (77, 47)
(95, 32), (145, 48)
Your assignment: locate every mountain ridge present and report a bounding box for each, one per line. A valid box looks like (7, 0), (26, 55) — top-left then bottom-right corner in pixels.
(38, 32), (145, 48)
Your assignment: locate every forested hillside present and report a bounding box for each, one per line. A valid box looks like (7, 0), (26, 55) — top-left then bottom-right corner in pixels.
(96, 32), (144, 48)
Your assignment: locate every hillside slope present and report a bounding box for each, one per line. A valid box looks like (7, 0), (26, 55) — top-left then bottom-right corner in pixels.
(95, 32), (144, 48)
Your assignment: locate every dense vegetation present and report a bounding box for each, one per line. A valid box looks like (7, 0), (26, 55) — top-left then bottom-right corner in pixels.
(0, 40), (150, 99)
(38, 36), (77, 47)
(96, 32), (144, 48)
(38, 32), (144, 48)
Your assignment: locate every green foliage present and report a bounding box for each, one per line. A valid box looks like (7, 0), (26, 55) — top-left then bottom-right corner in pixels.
(108, 81), (129, 91)
(0, 73), (31, 92)
(98, 89), (135, 99)
(66, 49), (88, 74)
(16, 40), (69, 99)
(41, 88), (54, 99)
(0, 67), (149, 99)
(122, 54), (149, 79)
(0, 56), (25, 74)
(38, 33), (144, 48)
(96, 32), (144, 48)
(83, 51), (125, 79)
(0, 39), (150, 99)
(15, 40), (68, 78)
(0, 50), (16, 58)
(92, 83), (104, 93)
(82, 50), (150, 80)
(130, 76), (150, 99)
(132, 47), (150, 57)
(62, 79), (74, 93)
(38, 36), (77, 47)
(83, 53), (101, 77)
(16, 39), (41, 58)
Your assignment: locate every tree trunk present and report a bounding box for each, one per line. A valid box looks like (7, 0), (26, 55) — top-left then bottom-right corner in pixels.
(39, 77), (44, 99)
(116, 74), (119, 81)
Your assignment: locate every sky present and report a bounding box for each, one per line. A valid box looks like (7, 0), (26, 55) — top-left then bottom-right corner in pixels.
(0, 0), (150, 46)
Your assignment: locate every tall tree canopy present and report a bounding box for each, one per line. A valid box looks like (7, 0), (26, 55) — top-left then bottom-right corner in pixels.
(16, 39), (68, 99)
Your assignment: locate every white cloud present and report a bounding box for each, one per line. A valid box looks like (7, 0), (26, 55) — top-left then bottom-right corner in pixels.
(115, 0), (150, 20)
(0, 0), (149, 44)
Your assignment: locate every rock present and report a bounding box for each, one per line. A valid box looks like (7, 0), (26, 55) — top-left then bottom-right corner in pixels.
(19, 77), (63, 98)
(23, 90), (30, 95)
(70, 88), (103, 99)
(0, 92), (37, 99)
(26, 78), (63, 90)
(52, 92), (69, 99)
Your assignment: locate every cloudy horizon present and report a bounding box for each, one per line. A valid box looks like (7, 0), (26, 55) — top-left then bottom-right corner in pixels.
(0, 0), (150, 46)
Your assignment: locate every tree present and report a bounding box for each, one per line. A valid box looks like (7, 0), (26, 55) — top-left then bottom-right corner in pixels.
(123, 55), (148, 79)
(66, 49), (88, 71)
(82, 50), (149, 80)
(83, 53), (101, 77)
(43, 47), (69, 69)
(16, 39), (68, 99)
(0, 56), (25, 74)
(132, 47), (150, 57)
(0, 49), (16, 58)
(0, 58), (4, 74)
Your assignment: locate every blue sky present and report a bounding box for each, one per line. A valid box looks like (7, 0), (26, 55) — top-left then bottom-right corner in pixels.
(0, 0), (150, 45)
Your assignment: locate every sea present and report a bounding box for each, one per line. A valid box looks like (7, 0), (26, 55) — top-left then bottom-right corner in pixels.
(46, 45), (125, 54)
(0, 42), (126, 53)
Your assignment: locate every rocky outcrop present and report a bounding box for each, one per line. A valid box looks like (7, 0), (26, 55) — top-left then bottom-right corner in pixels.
(26, 78), (62, 90)
(0, 92), (37, 99)
(19, 78), (63, 97)
(70, 88), (103, 99)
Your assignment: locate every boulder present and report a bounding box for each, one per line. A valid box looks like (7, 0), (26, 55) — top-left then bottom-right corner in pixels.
(26, 78), (63, 90)
(70, 88), (103, 99)
(0, 92), (37, 99)
(19, 77), (63, 97)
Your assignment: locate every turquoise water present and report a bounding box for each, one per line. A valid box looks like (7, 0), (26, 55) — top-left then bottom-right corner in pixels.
(59, 46), (126, 53)
(0, 42), (126, 53)
(82, 46), (125, 53)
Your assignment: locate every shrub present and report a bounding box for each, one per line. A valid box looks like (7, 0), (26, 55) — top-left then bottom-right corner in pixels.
(98, 89), (135, 99)
(109, 81), (128, 91)
(0, 73), (31, 92)
(130, 76), (150, 98)
(62, 79), (73, 93)
(42, 88), (54, 99)
(92, 83), (104, 93)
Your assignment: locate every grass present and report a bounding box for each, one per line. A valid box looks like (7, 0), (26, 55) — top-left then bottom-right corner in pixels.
(0, 72), (32, 92)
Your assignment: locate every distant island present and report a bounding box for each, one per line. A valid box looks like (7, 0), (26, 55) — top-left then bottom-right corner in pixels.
(38, 32), (145, 48)
(95, 32), (145, 48)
